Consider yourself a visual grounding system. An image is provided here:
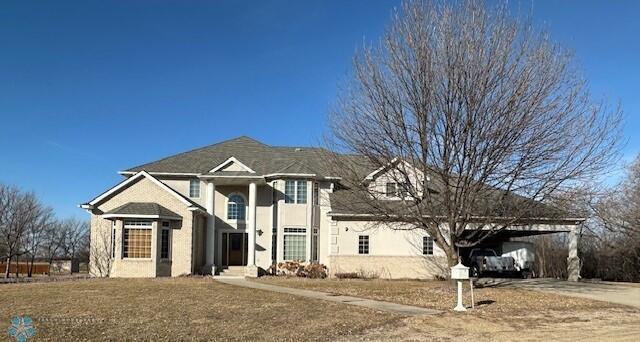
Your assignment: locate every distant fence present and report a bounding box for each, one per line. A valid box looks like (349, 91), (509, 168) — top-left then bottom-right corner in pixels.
(0, 262), (50, 275)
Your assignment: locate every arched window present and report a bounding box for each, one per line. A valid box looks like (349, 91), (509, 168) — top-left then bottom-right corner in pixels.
(227, 194), (246, 220)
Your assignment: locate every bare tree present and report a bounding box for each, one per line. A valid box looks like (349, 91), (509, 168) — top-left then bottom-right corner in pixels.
(41, 220), (66, 275)
(326, 0), (621, 266)
(0, 187), (39, 278)
(24, 205), (55, 277)
(581, 155), (640, 281)
(89, 225), (115, 277)
(61, 218), (89, 274)
(0, 184), (20, 277)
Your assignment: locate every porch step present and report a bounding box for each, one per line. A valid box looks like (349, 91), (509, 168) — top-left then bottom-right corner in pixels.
(218, 266), (245, 277)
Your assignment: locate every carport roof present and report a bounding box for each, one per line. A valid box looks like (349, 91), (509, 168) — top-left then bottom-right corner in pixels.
(328, 189), (583, 225)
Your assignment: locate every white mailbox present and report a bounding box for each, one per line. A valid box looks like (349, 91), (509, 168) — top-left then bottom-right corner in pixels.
(451, 262), (469, 280)
(450, 262), (469, 311)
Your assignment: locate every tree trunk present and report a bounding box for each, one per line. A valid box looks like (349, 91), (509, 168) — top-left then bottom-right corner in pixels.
(446, 247), (458, 267)
(5, 256), (11, 278)
(15, 254), (19, 278)
(539, 240), (546, 278)
(443, 240), (459, 280)
(28, 255), (35, 278)
(70, 250), (75, 275)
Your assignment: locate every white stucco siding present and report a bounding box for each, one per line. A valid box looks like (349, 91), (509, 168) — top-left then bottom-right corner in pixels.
(327, 220), (448, 279)
(255, 184), (274, 269)
(332, 221), (445, 257)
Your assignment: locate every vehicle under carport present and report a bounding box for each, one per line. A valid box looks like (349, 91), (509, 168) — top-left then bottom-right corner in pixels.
(459, 221), (583, 281)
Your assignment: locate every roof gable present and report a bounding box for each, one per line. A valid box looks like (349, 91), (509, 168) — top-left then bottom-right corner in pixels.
(121, 136), (344, 178)
(82, 171), (201, 210)
(364, 157), (427, 183)
(209, 156), (256, 173)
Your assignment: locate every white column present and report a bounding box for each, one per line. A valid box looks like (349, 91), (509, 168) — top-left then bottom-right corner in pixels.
(205, 181), (216, 275)
(567, 225), (581, 282)
(247, 182), (257, 268)
(454, 280), (466, 311)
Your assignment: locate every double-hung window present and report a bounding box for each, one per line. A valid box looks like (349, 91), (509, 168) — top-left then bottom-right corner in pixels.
(285, 180), (307, 204)
(385, 182), (397, 197)
(189, 179), (200, 198)
(283, 227), (306, 261)
(358, 235), (369, 254)
(423, 236), (434, 255)
(123, 220), (152, 259)
(385, 182), (407, 198)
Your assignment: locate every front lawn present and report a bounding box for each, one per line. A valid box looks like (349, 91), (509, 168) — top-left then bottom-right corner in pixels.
(0, 277), (398, 341)
(2, 277), (638, 341)
(257, 277), (640, 341)
(255, 277), (617, 313)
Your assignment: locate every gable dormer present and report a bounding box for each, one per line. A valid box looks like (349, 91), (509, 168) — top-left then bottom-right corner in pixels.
(363, 158), (428, 200)
(209, 156), (255, 173)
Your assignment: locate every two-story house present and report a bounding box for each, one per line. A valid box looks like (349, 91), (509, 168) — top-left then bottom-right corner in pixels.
(81, 136), (582, 279)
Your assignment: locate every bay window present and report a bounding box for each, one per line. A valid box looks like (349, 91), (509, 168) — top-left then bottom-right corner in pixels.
(123, 220), (152, 259)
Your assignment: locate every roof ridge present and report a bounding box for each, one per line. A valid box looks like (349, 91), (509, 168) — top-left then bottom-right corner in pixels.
(124, 136), (266, 172)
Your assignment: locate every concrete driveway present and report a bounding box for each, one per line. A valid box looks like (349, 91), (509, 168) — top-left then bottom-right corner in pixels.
(476, 278), (640, 309)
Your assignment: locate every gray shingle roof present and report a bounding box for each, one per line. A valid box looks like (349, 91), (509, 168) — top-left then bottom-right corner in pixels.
(104, 202), (182, 219)
(122, 136), (576, 221)
(125, 136), (336, 177)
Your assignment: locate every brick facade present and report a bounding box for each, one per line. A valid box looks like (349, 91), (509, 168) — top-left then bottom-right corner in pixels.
(89, 177), (200, 277)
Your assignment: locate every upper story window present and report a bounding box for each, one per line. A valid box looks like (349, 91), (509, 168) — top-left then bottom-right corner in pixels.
(189, 179), (200, 198)
(385, 182), (397, 196)
(227, 194), (246, 220)
(385, 182), (406, 198)
(313, 182), (319, 205)
(285, 180), (307, 204)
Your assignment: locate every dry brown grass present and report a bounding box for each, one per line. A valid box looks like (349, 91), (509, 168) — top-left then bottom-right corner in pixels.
(256, 277), (624, 314)
(258, 277), (640, 341)
(0, 277), (399, 341)
(3, 277), (638, 341)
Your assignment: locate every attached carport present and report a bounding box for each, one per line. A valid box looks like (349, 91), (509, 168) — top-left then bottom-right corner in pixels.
(460, 221), (583, 281)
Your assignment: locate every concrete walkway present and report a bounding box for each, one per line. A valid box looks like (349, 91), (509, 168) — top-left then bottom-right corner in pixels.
(477, 278), (640, 309)
(215, 277), (440, 316)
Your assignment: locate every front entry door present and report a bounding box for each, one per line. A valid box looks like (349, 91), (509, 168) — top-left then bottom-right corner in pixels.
(227, 233), (246, 266)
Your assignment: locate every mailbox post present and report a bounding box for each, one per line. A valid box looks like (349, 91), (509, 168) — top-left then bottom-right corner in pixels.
(451, 262), (469, 312)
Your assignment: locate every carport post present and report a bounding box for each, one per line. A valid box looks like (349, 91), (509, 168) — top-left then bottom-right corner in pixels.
(567, 225), (581, 282)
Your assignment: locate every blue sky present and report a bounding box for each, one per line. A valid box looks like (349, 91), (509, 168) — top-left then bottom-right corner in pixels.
(0, 1), (638, 219)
